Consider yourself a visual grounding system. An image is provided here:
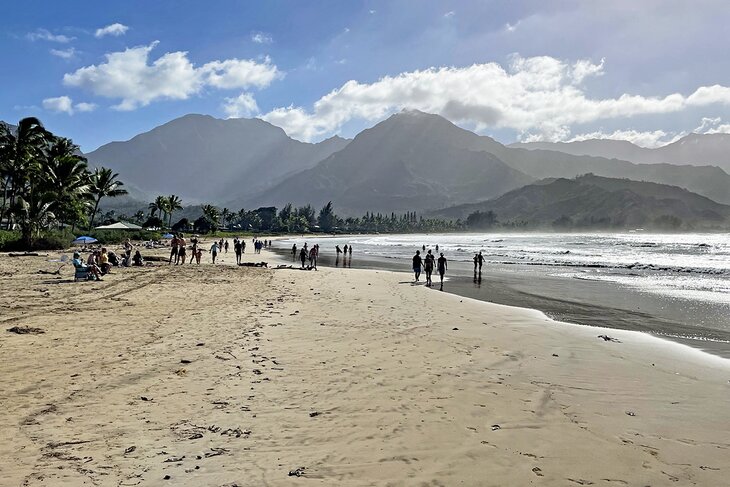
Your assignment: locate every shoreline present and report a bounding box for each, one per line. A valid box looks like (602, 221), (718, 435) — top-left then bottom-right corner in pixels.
(2, 245), (730, 485)
(269, 241), (730, 359)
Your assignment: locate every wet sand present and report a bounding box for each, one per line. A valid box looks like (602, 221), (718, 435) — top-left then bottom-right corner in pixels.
(283, 248), (730, 359)
(1, 244), (729, 486)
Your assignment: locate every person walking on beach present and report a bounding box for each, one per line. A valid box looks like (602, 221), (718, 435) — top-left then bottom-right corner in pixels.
(292, 244), (297, 260)
(343, 244), (348, 255)
(437, 253), (447, 290)
(169, 235), (179, 264)
(224, 240), (229, 253)
(234, 239), (243, 264)
(424, 249), (435, 287)
(189, 237), (198, 264)
(473, 253), (478, 272)
(299, 247), (307, 268)
(195, 248), (202, 264)
(210, 241), (219, 264)
(477, 251), (484, 271)
(309, 245), (318, 270)
(412, 250), (423, 282)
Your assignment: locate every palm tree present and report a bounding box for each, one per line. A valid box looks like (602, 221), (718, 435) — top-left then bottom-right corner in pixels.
(44, 137), (91, 231)
(221, 207), (232, 229)
(88, 167), (127, 229)
(201, 204), (221, 232)
(0, 118), (48, 229)
(166, 194), (182, 228)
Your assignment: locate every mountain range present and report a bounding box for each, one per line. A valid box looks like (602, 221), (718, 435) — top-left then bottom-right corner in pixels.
(511, 134), (730, 174)
(431, 174), (730, 229)
(5, 111), (730, 220)
(85, 114), (349, 202)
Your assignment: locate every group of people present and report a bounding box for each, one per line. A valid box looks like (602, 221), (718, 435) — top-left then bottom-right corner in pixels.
(169, 234), (204, 265)
(292, 243), (320, 269)
(72, 238), (144, 281)
(412, 249), (448, 289)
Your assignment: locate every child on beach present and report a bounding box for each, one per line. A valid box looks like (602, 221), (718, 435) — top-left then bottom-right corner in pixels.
(195, 248), (202, 264)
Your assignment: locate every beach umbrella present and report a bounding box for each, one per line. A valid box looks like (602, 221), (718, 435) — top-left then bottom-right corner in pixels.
(162, 233), (174, 239)
(72, 236), (98, 245)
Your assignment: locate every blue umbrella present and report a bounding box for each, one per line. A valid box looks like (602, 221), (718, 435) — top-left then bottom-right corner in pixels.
(162, 233), (175, 239)
(72, 236), (98, 245)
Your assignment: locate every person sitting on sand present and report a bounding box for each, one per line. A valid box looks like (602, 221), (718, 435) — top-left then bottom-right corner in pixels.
(132, 250), (144, 266)
(210, 241), (219, 264)
(424, 249), (435, 287)
(99, 248), (111, 275)
(74, 251), (103, 280)
(437, 253), (447, 290)
(412, 250), (422, 282)
(107, 250), (120, 267)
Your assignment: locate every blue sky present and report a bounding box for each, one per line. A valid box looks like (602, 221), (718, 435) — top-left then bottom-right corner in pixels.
(3, 0), (730, 151)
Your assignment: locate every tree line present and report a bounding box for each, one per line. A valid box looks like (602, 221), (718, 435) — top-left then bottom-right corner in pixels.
(0, 118), (128, 247)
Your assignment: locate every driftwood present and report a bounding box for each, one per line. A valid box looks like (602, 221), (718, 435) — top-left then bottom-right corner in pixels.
(8, 252), (40, 257)
(7, 326), (45, 335)
(37, 265), (64, 275)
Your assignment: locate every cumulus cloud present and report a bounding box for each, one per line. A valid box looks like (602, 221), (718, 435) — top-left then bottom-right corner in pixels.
(251, 32), (272, 44)
(695, 116), (730, 134)
(63, 41), (280, 110)
(95, 23), (129, 38)
(50, 47), (76, 59)
(27, 29), (73, 43)
(42, 96), (96, 115)
(222, 92), (259, 118)
(261, 55), (730, 142)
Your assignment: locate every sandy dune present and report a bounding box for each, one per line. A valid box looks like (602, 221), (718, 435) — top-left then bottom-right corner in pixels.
(1, 244), (728, 486)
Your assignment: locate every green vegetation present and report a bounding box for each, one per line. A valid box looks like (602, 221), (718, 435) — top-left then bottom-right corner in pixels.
(1, 118), (128, 249)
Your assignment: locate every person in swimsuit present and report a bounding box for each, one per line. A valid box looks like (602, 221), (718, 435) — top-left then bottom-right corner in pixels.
(210, 242), (219, 264)
(234, 239), (242, 264)
(177, 236), (186, 265)
(169, 236), (178, 264)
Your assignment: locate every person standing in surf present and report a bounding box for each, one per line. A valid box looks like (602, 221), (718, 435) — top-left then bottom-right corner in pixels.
(437, 253), (447, 290)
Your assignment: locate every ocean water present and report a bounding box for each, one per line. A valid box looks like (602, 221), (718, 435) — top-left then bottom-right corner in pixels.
(278, 233), (730, 353)
(282, 233), (730, 306)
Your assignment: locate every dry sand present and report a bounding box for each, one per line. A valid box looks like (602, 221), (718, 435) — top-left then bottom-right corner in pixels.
(1, 242), (729, 486)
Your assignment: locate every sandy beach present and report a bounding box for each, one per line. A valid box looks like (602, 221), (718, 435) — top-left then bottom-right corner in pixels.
(1, 243), (729, 486)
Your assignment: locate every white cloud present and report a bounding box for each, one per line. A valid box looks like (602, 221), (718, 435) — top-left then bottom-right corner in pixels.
(369, 9), (376, 14)
(63, 41), (281, 110)
(222, 92), (259, 118)
(95, 23), (129, 38)
(261, 55), (730, 142)
(251, 32), (272, 44)
(42, 96), (74, 114)
(41, 96), (96, 115)
(75, 102), (97, 112)
(50, 47), (76, 59)
(27, 29), (73, 43)
(444, 11), (455, 18)
(694, 116), (730, 134)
